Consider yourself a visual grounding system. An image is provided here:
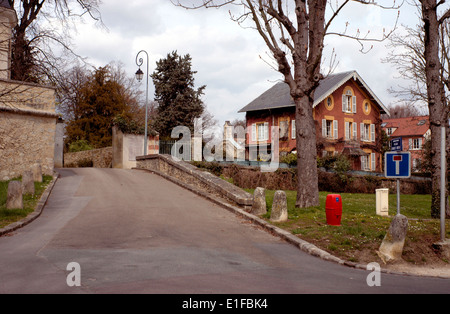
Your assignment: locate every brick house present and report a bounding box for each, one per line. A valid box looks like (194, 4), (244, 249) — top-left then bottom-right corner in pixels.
(238, 70), (390, 172)
(381, 116), (430, 171)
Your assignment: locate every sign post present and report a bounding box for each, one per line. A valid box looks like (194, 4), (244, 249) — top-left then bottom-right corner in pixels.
(385, 152), (411, 215)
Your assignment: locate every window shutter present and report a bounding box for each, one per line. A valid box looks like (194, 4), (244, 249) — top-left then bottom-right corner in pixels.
(419, 138), (423, 149)
(345, 122), (349, 140)
(352, 96), (357, 113)
(371, 153), (376, 171)
(322, 119), (327, 137)
(252, 124), (256, 142)
(361, 156), (365, 170)
(264, 122), (269, 141)
(409, 138), (412, 149)
(292, 120), (296, 139)
(360, 123), (365, 141)
(342, 95), (347, 112)
(370, 124), (375, 142)
(333, 120), (338, 139)
(353, 122), (357, 140)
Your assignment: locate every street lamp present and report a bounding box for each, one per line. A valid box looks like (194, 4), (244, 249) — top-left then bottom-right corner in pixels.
(135, 50), (149, 156)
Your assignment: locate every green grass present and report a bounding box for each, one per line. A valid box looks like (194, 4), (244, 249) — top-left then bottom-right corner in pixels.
(245, 189), (450, 264)
(0, 176), (53, 229)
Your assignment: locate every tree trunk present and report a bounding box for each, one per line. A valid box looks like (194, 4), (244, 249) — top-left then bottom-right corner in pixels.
(421, 0), (449, 218)
(295, 93), (320, 208)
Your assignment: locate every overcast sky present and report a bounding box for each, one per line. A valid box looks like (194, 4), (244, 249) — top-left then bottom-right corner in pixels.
(70, 0), (423, 129)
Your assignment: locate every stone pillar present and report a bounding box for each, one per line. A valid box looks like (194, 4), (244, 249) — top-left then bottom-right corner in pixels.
(54, 119), (64, 168)
(6, 180), (23, 209)
(22, 170), (35, 195)
(270, 190), (288, 222)
(377, 214), (408, 263)
(31, 163), (42, 183)
(251, 187), (267, 215)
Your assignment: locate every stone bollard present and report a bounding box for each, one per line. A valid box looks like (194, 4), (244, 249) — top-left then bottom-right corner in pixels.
(22, 171), (35, 195)
(251, 187), (267, 215)
(31, 163), (42, 183)
(377, 214), (408, 263)
(6, 181), (23, 210)
(270, 190), (288, 222)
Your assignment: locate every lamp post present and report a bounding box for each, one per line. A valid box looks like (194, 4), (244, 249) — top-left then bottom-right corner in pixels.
(135, 50), (149, 156)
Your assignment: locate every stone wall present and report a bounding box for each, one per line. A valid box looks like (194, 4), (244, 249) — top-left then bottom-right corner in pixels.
(136, 154), (253, 210)
(64, 147), (113, 168)
(0, 80), (57, 181)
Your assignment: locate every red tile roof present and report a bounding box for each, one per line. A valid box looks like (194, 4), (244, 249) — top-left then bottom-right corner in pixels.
(382, 116), (429, 137)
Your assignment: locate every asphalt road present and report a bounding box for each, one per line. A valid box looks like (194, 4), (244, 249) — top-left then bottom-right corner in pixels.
(0, 168), (448, 295)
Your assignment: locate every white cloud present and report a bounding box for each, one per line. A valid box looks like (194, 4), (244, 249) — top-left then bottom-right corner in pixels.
(69, 0), (422, 126)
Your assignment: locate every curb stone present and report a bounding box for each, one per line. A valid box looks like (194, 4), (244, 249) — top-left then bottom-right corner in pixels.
(0, 173), (59, 237)
(134, 167), (449, 279)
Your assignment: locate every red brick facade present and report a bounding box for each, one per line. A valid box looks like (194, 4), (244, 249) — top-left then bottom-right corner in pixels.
(244, 75), (385, 172)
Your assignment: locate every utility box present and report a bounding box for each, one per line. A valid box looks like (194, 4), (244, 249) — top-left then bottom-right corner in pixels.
(326, 194), (342, 226)
(376, 189), (389, 216)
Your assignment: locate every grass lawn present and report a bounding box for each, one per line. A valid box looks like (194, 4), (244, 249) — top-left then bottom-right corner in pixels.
(0, 176), (53, 229)
(245, 189), (450, 265)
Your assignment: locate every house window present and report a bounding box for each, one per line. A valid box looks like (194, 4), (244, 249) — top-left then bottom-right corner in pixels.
(387, 128), (393, 136)
(325, 96), (334, 111)
(363, 100), (371, 115)
(410, 138), (423, 150)
(361, 123), (375, 142)
(345, 121), (357, 140)
(361, 153), (376, 171)
(322, 119), (338, 139)
(257, 122), (269, 141)
(342, 89), (356, 113)
(252, 122), (269, 142)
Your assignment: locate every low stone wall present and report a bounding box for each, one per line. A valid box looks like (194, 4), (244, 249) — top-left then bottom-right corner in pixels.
(64, 147), (113, 168)
(136, 154), (253, 210)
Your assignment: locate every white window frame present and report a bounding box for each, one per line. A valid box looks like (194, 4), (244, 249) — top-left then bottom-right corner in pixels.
(253, 122), (269, 142)
(410, 138), (423, 150)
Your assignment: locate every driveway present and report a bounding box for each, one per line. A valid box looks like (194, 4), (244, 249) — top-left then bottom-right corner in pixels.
(0, 168), (448, 294)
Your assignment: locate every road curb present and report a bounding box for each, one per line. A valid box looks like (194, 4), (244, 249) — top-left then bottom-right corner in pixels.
(134, 167), (448, 279)
(0, 173), (59, 237)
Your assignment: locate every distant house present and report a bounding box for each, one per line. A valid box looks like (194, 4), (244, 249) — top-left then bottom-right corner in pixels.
(381, 116), (430, 171)
(238, 70), (390, 172)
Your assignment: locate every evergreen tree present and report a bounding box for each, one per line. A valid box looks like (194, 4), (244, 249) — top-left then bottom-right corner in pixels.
(151, 51), (205, 138)
(65, 66), (132, 148)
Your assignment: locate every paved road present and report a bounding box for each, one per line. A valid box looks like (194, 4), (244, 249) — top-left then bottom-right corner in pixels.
(0, 168), (448, 294)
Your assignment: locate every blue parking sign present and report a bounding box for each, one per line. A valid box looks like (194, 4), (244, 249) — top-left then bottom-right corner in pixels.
(385, 152), (411, 178)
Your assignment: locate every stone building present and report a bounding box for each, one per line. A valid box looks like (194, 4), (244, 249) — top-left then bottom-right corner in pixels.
(0, 2), (58, 180)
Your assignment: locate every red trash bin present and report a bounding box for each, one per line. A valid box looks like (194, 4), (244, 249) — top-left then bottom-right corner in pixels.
(326, 194), (342, 226)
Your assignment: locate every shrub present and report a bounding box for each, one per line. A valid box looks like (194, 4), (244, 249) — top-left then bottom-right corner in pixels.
(69, 139), (94, 153)
(280, 153), (297, 166)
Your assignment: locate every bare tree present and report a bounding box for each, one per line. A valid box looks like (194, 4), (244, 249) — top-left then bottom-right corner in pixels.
(419, 0), (450, 218)
(173, 0), (400, 208)
(8, 0), (103, 83)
